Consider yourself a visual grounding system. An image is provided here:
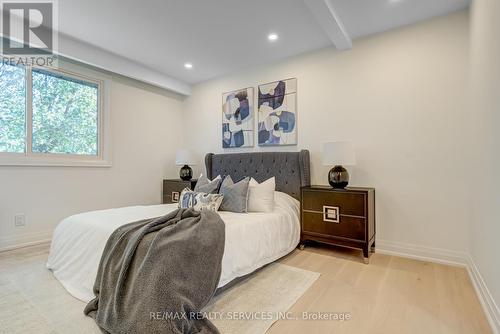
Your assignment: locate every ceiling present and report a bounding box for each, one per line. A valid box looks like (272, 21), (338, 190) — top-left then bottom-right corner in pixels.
(330, 0), (470, 39)
(54, 0), (469, 88)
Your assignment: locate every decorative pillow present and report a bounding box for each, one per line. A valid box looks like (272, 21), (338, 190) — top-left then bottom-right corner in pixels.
(218, 175), (250, 213)
(178, 188), (223, 212)
(247, 177), (276, 212)
(194, 174), (222, 194)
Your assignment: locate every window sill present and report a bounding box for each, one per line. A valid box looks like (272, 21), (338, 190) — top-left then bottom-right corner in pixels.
(0, 157), (112, 168)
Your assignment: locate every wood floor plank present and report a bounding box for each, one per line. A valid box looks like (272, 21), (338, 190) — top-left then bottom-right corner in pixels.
(268, 246), (492, 334)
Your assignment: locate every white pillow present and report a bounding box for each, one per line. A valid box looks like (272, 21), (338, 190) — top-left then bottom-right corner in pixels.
(247, 177), (276, 212)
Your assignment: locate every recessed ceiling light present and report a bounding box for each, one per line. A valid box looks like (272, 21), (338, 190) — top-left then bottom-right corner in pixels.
(268, 33), (278, 41)
(184, 63), (193, 69)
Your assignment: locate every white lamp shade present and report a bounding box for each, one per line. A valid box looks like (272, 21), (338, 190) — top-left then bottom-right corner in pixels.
(323, 142), (356, 166)
(175, 149), (197, 166)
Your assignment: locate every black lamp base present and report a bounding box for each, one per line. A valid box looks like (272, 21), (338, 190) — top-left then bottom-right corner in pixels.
(179, 165), (193, 181)
(328, 165), (349, 189)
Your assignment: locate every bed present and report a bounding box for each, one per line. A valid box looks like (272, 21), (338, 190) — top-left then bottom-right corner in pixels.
(47, 150), (311, 302)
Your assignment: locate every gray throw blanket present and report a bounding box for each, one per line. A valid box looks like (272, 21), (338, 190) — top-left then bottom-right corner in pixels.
(84, 208), (225, 334)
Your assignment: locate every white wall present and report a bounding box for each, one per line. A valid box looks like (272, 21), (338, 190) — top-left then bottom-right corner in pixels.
(182, 11), (470, 255)
(0, 73), (185, 250)
(469, 0), (500, 329)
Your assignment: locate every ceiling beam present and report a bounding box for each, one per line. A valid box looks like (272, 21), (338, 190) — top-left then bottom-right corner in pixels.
(58, 33), (192, 96)
(304, 0), (352, 50)
(0, 10), (191, 95)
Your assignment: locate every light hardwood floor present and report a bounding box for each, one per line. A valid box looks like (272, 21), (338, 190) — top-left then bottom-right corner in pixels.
(271, 244), (492, 334)
(0, 243), (492, 334)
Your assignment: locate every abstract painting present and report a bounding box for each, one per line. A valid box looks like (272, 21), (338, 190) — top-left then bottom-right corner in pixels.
(222, 87), (254, 148)
(258, 78), (297, 146)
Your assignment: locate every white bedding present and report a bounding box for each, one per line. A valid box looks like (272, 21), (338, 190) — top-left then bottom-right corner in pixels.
(47, 191), (300, 302)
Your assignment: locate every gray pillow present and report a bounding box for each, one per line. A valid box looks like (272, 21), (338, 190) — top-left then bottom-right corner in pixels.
(218, 175), (250, 213)
(194, 174), (222, 194)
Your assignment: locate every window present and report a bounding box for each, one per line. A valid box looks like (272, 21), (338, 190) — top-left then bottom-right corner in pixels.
(31, 69), (99, 155)
(0, 64), (26, 153)
(0, 63), (110, 166)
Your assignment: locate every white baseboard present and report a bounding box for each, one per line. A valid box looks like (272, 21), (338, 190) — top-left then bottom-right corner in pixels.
(376, 239), (468, 267)
(376, 239), (499, 333)
(0, 231), (52, 253)
(466, 255), (500, 334)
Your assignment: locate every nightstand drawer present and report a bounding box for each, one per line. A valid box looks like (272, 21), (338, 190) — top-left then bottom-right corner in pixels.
(302, 211), (366, 241)
(162, 179), (197, 204)
(163, 193), (182, 204)
(302, 191), (365, 217)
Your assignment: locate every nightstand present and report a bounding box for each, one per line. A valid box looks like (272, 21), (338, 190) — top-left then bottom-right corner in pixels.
(162, 179), (197, 204)
(300, 186), (375, 263)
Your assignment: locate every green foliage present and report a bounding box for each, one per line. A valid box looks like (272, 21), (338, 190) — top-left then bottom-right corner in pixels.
(32, 70), (98, 155)
(0, 64), (26, 153)
(0, 64), (99, 155)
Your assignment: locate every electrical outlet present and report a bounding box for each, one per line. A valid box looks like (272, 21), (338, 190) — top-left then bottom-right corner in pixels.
(14, 215), (25, 227)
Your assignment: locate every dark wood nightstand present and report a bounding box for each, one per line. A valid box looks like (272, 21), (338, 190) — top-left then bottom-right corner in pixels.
(162, 179), (197, 204)
(300, 186), (375, 263)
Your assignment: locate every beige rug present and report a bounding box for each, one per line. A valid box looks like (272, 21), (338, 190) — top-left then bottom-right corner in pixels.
(0, 244), (319, 334)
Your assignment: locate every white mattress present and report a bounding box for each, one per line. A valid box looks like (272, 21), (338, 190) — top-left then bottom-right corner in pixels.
(46, 191), (300, 302)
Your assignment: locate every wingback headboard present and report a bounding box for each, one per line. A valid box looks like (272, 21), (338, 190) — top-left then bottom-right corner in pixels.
(205, 150), (310, 200)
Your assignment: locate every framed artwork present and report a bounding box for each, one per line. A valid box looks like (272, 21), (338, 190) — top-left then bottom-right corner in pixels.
(258, 78), (297, 146)
(222, 87), (254, 148)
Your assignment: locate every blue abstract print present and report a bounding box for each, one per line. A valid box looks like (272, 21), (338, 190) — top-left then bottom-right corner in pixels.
(258, 78), (297, 146)
(222, 87), (254, 148)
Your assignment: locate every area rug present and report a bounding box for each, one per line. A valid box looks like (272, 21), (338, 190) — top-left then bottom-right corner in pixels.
(0, 244), (319, 334)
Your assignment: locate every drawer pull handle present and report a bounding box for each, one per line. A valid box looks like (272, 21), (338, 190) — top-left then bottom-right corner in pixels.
(323, 206), (340, 223)
(172, 191), (180, 203)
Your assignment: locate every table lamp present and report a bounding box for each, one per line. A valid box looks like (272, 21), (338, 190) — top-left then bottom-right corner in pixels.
(323, 142), (356, 189)
(175, 149), (196, 181)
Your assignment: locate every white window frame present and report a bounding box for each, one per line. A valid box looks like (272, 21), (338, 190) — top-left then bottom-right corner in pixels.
(0, 62), (111, 167)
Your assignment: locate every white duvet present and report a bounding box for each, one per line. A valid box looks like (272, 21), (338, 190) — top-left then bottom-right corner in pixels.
(47, 191), (300, 302)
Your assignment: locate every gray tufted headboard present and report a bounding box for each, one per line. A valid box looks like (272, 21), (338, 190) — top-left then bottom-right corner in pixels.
(205, 150), (310, 200)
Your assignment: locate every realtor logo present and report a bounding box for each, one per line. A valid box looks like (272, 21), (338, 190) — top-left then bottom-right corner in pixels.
(1, 0), (58, 66)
